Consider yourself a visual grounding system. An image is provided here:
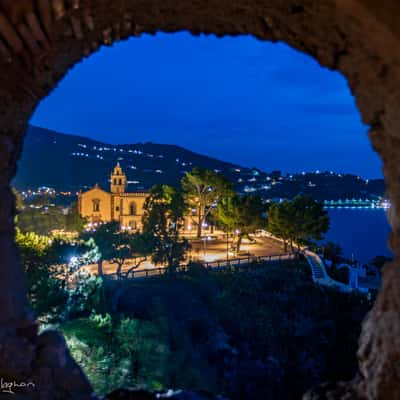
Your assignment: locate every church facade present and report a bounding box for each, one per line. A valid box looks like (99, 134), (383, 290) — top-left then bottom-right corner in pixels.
(78, 164), (149, 231)
(78, 164), (213, 236)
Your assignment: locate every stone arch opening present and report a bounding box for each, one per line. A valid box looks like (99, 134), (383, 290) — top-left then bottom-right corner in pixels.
(0, 1), (399, 399)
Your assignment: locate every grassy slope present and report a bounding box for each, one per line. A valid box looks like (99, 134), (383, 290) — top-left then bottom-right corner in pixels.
(62, 260), (371, 398)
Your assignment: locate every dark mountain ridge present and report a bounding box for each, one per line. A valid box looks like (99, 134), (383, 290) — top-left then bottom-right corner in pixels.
(14, 125), (246, 191)
(14, 125), (385, 201)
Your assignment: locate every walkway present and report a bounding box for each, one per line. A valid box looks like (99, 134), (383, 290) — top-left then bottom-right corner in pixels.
(102, 247), (361, 295)
(263, 231), (356, 293)
(303, 250), (352, 293)
(105, 253), (297, 280)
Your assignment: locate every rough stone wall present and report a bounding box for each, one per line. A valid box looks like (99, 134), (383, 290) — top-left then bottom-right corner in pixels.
(0, 1), (398, 399)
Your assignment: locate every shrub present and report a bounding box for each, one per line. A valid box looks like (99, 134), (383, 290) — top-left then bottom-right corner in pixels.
(63, 315), (170, 395)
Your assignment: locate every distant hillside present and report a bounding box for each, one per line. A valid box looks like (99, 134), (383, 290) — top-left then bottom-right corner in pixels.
(14, 125), (253, 191)
(14, 126), (385, 201)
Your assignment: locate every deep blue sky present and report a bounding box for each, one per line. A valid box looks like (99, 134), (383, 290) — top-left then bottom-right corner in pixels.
(31, 32), (383, 178)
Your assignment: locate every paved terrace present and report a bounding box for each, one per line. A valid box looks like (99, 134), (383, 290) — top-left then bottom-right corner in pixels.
(83, 236), (285, 276)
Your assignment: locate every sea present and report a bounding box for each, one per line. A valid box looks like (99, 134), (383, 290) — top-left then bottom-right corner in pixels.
(325, 208), (392, 264)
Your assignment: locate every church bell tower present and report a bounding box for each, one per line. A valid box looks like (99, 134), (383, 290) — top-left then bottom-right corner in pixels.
(110, 163), (127, 193)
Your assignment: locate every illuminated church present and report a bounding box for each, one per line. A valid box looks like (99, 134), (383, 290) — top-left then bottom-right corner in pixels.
(78, 163), (148, 231)
(78, 163), (212, 235)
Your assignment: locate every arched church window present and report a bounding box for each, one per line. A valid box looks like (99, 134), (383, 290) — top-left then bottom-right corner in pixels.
(93, 199), (100, 212)
(129, 202), (137, 216)
(118, 178), (122, 185)
(113, 178), (117, 185)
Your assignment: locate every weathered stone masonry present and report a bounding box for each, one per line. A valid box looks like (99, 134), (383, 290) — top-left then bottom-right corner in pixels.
(0, 1), (399, 398)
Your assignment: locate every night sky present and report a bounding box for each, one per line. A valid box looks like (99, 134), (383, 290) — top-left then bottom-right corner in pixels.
(31, 32), (383, 178)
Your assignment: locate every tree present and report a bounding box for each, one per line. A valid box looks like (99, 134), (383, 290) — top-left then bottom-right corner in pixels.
(14, 188), (85, 235)
(16, 229), (68, 319)
(321, 241), (343, 266)
(181, 168), (233, 238)
(46, 236), (98, 289)
(81, 222), (117, 276)
(17, 205), (67, 235)
(65, 202), (86, 233)
(111, 230), (145, 279)
(123, 233), (153, 278)
(267, 195), (329, 252)
(266, 201), (295, 252)
(215, 194), (265, 253)
(142, 185), (190, 271)
(81, 221), (146, 279)
(16, 227), (101, 319)
(369, 255), (393, 270)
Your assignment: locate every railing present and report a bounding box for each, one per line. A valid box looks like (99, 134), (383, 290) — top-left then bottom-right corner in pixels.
(104, 249), (371, 294)
(104, 253), (297, 281)
(202, 253), (296, 269)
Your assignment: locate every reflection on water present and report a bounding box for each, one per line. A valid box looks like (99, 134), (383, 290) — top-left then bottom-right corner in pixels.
(325, 209), (392, 264)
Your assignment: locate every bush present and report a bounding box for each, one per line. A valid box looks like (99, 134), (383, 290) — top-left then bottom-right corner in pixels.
(328, 266), (349, 284)
(16, 230), (68, 320)
(186, 261), (209, 277)
(63, 314), (170, 395)
(63, 271), (105, 320)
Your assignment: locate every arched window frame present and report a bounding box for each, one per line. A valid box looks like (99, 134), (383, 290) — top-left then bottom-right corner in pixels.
(92, 198), (101, 212)
(129, 202), (137, 216)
